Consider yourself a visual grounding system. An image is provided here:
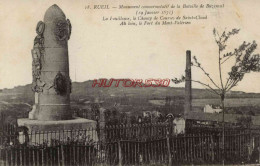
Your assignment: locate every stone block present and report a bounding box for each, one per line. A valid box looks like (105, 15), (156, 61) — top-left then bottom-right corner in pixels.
(17, 117), (97, 145)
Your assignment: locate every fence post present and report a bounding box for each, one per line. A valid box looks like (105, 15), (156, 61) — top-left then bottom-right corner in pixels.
(167, 135), (172, 166)
(6, 148), (9, 166)
(57, 146), (60, 166)
(41, 148), (44, 166)
(61, 145), (65, 166)
(258, 136), (260, 164)
(211, 134), (214, 162)
(118, 140), (122, 166)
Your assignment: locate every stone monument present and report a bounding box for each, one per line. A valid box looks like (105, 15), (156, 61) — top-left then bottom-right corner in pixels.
(18, 4), (96, 144)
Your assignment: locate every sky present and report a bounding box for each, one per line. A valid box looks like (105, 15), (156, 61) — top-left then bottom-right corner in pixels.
(0, 0), (260, 93)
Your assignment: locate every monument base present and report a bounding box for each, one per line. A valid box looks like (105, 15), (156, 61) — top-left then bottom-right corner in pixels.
(17, 117), (97, 145)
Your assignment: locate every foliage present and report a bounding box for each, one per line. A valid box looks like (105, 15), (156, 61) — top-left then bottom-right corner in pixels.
(236, 116), (252, 128)
(172, 28), (260, 99)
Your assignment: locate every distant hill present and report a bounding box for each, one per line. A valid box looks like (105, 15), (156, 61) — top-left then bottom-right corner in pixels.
(1, 80), (260, 117)
(0, 80), (260, 105)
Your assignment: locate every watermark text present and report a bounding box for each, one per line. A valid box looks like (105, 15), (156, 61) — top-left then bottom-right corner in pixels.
(92, 78), (170, 88)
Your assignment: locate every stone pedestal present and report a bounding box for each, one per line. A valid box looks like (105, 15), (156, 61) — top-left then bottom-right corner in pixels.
(19, 5), (97, 146)
(18, 117), (97, 145)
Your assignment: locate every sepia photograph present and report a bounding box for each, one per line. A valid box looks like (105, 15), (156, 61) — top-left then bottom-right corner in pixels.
(0, 0), (260, 165)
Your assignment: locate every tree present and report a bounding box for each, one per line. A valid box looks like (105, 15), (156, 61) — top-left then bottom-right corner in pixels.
(172, 28), (260, 164)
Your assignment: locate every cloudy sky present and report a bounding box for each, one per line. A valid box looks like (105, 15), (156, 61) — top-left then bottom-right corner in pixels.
(0, 0), (259, 93)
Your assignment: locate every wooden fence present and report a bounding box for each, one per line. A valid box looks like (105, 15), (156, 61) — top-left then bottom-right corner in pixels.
(1, 130), (260, 165)
(1, 113), (260, 165)
(104, 123), (174, 141)
(0, 122), (175, 147)
(0, 144), (101, 166)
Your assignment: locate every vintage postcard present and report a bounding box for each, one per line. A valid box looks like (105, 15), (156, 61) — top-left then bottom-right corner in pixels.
(0, 0), (260, 165)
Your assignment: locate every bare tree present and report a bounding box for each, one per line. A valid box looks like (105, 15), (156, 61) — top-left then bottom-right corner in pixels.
(172, 28), (260, 164)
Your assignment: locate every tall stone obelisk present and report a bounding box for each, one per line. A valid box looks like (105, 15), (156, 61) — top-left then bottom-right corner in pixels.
(31, 4), (72, 121)
(18, 5), (96, 144)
